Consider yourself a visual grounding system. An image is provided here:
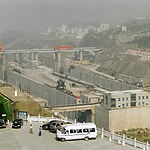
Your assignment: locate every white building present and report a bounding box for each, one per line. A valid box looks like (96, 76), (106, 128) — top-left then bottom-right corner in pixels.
(62, 25), (68, 33)
(121, 26), (127, 32)
(103, 89), (150, 109)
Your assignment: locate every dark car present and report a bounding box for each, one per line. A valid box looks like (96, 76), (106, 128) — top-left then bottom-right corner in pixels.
(42, 122), (51, 130)
(49, 120), (64, 133)
(42, 120), (58, 130)
(15, 118), (23, 126)
(0, 119), (6, 128)
(12, 120), (22, 128)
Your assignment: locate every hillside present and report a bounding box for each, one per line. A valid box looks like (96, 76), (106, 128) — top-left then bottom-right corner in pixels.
(1, 17), (150, 84)
(79, 17), (150, 84)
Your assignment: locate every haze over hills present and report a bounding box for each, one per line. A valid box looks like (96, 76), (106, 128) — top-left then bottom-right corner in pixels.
(1, 17), (150, 84)
(1, 0), (150, 33)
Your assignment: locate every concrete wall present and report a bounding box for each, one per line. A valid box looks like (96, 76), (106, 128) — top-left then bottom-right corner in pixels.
(95, 106), (109, 130)
(6, 70), (77, 107)
(1, 53), (138, 92)
(95, 106), (150, 132)
(109, 106), (150, 132)
(69, 66), (138, 91)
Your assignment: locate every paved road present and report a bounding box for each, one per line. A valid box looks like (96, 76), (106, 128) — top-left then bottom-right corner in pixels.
(0, 121), (139, 150)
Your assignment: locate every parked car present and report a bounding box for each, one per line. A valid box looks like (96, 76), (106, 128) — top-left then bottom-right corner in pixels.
(15, 118), (23, 126)
(42, 120), (73, 132)
(0, 119), (6, 128)
(42, 120), (59, 130)
(42, 122), (51, 130)
(12, 120), (22, 128)
(49, 120), (65, 133)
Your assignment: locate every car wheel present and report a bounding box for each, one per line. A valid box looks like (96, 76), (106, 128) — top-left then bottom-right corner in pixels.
(61, 138), (65, 142)
(85, 137), (89, 141)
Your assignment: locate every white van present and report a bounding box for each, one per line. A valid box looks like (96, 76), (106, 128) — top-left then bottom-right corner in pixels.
(56, 122), (97, 141)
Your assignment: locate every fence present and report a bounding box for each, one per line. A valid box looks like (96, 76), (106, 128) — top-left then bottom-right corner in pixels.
(27, 114), (77, 124)
(97, 128), (150, 150)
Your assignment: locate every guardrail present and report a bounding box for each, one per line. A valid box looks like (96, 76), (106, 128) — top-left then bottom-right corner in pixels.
(97, 128), (150, 150)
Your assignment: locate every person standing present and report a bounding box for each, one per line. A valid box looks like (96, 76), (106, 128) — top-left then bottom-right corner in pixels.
(29, 124), (33, 134)
(38, 126), (42, 136)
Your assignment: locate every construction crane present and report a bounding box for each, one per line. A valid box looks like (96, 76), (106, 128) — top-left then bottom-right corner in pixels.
(56, 65), (74, 91)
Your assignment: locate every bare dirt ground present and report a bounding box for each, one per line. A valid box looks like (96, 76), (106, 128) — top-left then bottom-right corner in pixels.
(117, 128), (150, 143)
(0, 83), (52, 117)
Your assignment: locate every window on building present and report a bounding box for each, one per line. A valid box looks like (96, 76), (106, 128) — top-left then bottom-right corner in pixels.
(142, 96), (145, 99)
(146, 96), (148, 99)
(138, 102), (140, 105)
(142, 102), (144, 106)
(126, 103), (128, 107)
(122, 98), (124, 101)
(146, 102), (148, 105)
(131, 94), (136, 107)
(122, 104), (125, 108)
(106, 95), (108, 105)
(111, 98), (116, 107)
(138, 96), (141, 100)
(118, 98), (120, 101)
(126, 97), (128, 100)
(118, 104), (121, 107)
(131, 102), (136, 107)
(131, 94), (136, 101)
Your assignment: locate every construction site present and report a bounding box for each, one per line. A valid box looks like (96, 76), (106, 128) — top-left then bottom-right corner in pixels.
(0, 43), (150, 135)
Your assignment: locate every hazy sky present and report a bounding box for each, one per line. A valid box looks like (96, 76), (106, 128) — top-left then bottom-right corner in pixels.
(0, 0), (150, 33)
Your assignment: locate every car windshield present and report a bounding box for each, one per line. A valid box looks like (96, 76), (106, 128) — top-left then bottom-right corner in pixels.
(60, 127), (66, 134)
(14, 121), (19, 123)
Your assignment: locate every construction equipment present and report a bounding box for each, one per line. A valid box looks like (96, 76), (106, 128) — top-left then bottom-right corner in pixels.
(56, 65), (74, 91)
(54, 45), (74, 50)
(0, 43), (5, 52)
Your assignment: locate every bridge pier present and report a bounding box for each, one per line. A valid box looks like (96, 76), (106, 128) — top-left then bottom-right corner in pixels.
(30, 52), (34, 61)
(15, 52), (19, 62)
(79, 50), (83, 61)
(74, 51), (79, 60)
(54, 51), (61, 72)
(35, 52), (38, 62)
(2, 54), (6, 81)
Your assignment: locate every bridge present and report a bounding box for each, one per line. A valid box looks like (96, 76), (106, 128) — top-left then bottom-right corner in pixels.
(51, 103), (100, 122)
(0, 47), (102, 73)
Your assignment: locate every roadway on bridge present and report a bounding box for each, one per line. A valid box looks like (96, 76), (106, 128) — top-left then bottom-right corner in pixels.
(0, 121), (138, 150)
